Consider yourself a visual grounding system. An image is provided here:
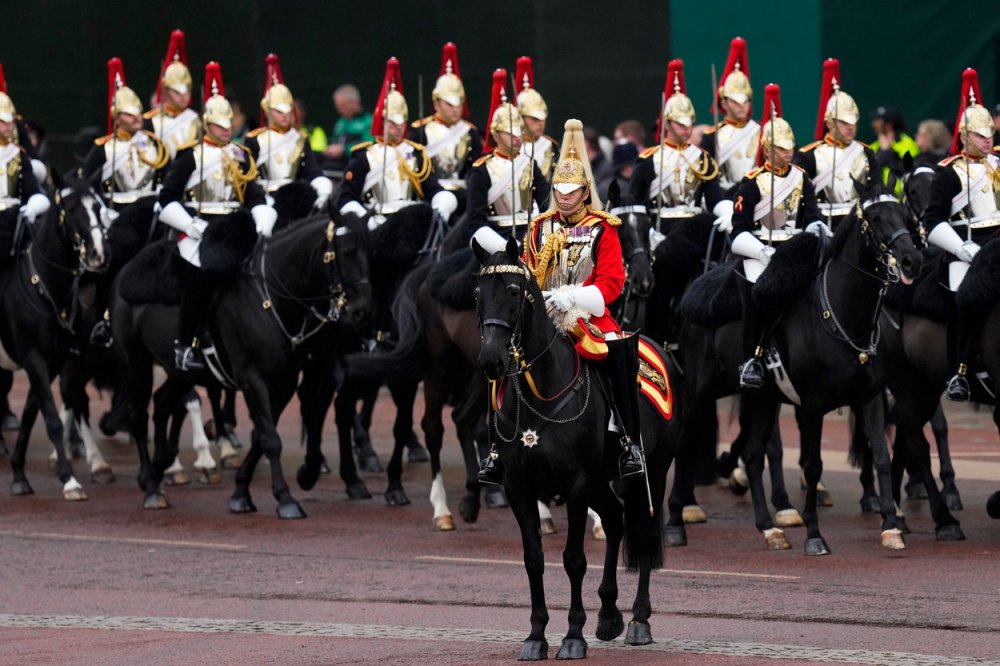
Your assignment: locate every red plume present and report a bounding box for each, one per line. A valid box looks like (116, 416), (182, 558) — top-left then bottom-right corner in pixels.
(483, 68), (510, 152)
(106, 57), (126, 133)
(0, 64), (7, 95)
(439, 42), (469, 119)
(815, 58), (841, 140)
(262, 53), (291, 125)
(371, 57), (405, 138)
(756, 83), (783, 166)
(951, 68), (986, 155)
(714, 37), (750, 113)
(156, 29), (188, 104)
(655, 59), (687, 140)
(203, 61), (224, 104)
(515, 56), (535, 92)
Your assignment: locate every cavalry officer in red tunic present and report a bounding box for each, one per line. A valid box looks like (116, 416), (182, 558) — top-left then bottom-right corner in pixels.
(793, 59), (877, 229)
(924, 69), (1000, 401)
(479, 119), (644, 483)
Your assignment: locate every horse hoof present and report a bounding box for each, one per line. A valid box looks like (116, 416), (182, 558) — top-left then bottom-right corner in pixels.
(277, 502), (307, 519)
(805, 536), (831, 556)
(319, 460), (331, 475)
(682, 505), (707, 524)
(816, 488), (834, 507)
(358, 454), (382, 474)
(90, 467), (116, 484)
(343, 482), (370, 500)
(729, 469), (749, 496)
(433, 515), (455, 531)
(664, 524), (687, 547)
(987, 492), (1000, 519)
(897, 515), (912, 535)
(905, 481), (928, 500)
(859, 497), (881, 514)
(220, 454), (241, 471)
(595, 614), (624, 641)
(484, 487), (509, 509)
(228, 496), (258, 513)
(942, 492), (964, 511)
(10, 480), (34, 496)
(519, 639), (548, 661)
(540, 517), (557, 535)
(195, 467), (222, 485)
(407, 444), (430, 463)
(936, 523), (965, 541)
(764, 527), (791, 550)
(774, 509), (804, 527)
(881, 528), (905, 550)
(144, 492), (169, 510)
(592, 524), (606, 541)
(384, 488), (410, 506)
(297, 464), (320, 491)
(163, 470), (191, 486)
(625, 620), (653, 646)
(458, 498), (480, 524)
(556, 637), (587, 659)
(64, 486), (88, 501)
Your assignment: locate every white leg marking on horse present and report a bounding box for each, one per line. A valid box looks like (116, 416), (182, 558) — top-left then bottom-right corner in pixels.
(186, 398), (215, 470)
(165, 456), (184, 474)
(63, 477), (83, 492)
(537, 500), (553, 521)
(587, 507), (601, 527)
(429, 473), (450, 519)
(76, 416), (108, 471)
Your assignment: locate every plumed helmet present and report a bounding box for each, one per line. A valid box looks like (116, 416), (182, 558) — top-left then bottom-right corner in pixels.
(202, 62), (233, 130)
(515, 56), (547, 121)
(157, 29), (192, 103)
(107, 57), (143, 132)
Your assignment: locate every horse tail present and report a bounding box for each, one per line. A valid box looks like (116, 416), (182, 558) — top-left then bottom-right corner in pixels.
(846, 407), (868, 469)
(621, 475), (664, 573)
(346, 263), (431, 381)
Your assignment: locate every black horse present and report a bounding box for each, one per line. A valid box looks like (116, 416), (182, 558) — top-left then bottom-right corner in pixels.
(606, 182), (655, 330)
(1, 178), (109, 500)
(474, 238), (682, 658)
(112, 211), (370, 516)
(738, 183), (922, 554)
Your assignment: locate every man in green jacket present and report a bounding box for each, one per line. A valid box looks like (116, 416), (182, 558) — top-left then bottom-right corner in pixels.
(323, 84), (373, 172)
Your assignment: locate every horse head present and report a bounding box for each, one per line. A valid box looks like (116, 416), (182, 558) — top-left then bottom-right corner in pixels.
(325, 213), (372, 331)
(473, 236), (538, 381)
(606, 180), (654, 298)
(54, 176), (111, 273)
(901, 167), (935, 241)
(852, 178), (922, 285)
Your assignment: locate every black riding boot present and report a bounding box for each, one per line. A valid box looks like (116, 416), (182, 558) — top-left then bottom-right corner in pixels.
(737, 271), (766, 390)
(605, 335), (644, 478)
(174, 262), (213, 371)
(947, 291), (979, 402)
(477, 445), (503, 486)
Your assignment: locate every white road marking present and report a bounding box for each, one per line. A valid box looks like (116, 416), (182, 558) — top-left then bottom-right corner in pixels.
(415, 555), (799, 580)
(0, 530), (245, 552)
(0, 613), (994, 665)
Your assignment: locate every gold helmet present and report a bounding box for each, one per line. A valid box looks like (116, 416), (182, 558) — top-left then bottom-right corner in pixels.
(0, 64), (13, 123)
(824, 91), (859, 127)
(202, 62), (233, 130)
(432, 42), (467, 112)
(952, 68), (994, 155)
(717, 37), (752, 105)
(107, 57), (143, 132)
(261, 53), (293, 115)
(550, 119), (601, 210)
(515, 56), (548, 121)
(371, 57), (408, 137)
(157, 29), (192, 102)
(662, 59), (695, 128)
(485, 68), (524, 150)
(814, 59), (859, 138)
(758, 85), (794, 159)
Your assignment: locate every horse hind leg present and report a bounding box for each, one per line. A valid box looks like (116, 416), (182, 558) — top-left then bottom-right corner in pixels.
(205, 386), (239, 469)
(930, 405), (962, 510)
(182, 392), (221, 485)
(61, 405), (115, 484)
(156, 385), (189, 487)
(9, 395), (41, 496)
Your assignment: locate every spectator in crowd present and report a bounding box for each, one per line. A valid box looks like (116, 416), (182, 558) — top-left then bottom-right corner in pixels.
(584, 126), (615, 198)
(610, 142), (638, 199)
(690, 123), (710, 148)
(614, 119), (646, 150)
(913, 119), (951, 167)
(295, 98), (328, 153)
(323, 84), (373, 172)
(992, 103), (1000, 147)
(869, 105), (919, 181)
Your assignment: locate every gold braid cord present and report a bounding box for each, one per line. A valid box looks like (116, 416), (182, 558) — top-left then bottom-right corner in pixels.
(223, 149), (259, 204)
(527, 218), (567, 289)
(684, 150), (720, 182)
(986, 159), (1000, 191)
(397, 143), (431, 200)
(138, 134), (169, 170)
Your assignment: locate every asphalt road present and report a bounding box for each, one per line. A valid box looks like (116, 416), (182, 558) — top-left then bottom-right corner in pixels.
(1, 376), (999, 665)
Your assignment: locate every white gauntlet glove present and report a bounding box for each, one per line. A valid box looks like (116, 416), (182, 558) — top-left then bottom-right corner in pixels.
(339, 200), (368, 219)
(927, 222), (978, 262)
(310, 176), (333, 210)
(159, 200), (197, 235)
(544, 285), (605, 316)
(712, 199), (734, 234)
(21, 193), (50, 223)
(252, 204), (278, 238)
(804, 220), (833, 238)
(431, 190), (458, 219)
(956, 241), (980, 263)
(471, 226), (508, 255)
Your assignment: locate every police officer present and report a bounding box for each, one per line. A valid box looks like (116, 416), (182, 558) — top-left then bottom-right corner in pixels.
(244, 53), (332, 210)
(793, 59), (878, 229)
(145, 30), (200, 159)
(923, 69), (1000, 401)
(723, 84), (824, 389)
(158, 62), (274, 371)
(515, 56), (558, 183)
(337, 58), (457, 228)
(466, 68), (550, 254)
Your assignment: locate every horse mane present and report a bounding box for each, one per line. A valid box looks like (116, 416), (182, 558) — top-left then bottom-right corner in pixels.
(824, 181), (896, 261)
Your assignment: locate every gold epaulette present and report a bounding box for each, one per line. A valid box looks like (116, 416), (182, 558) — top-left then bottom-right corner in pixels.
(799, 140), (823, 153)
(531, 210), (559, 226)
(638, 145), (659, 160)
(587, 208), (621, 226)
(246, 126), (268, 138)
(544, 135), (557, 145)
(703, 122), (722, 135)
(175, 139), (199, 152)
(404, 139), (427, 152)
(791, 164), (807, 175)
(473, 154), (490, 167)
(143, 108), (161, 120)
(747, 167), (763, 179)
(939, 155), (960, 167)
(351, 141), (373, 153)
(94, 133), (114, 146)
(411, 115), (434, 129)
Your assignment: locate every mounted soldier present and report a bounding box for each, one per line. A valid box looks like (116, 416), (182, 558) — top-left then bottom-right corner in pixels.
(515, 56), (558, 184)
(145, 30), (200, 159)
(793, 58), (878, 229)
(0, 64), (47, 188)
(478, 118), (644, 484)
(924, 69), (1000, 401)
(82, 57), (169, 346)
(722, 84), (824, 388)
(409, 42), (482, 216)
(467, 68), (551, 254)
(0, 79), (50, 249)
(337, 57), (456, 229)
(700, 37), (759, 195)
(244, 53), (332, 210)
(158, 62), (274, 371)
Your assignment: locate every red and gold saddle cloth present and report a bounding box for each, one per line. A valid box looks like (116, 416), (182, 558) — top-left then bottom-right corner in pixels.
(637, 336), (673, 422)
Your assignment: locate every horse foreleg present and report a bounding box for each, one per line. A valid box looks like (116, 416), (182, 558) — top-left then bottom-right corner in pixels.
(354, 380), (382, 472)
(767, 422), (801, 527)
(205, 386), (239, 468)
(556, 498), (589, 660)
(9, 394), (40, 496)
(25, 354), (85, 500)
(855, 397), (905, 550)
(505, 483), (549, 661)
(180, 391), (220, 485)
(797, 406), (831, 555)
(332, 379), (370, 499)
(930, 405), (962, 510)
(588, 487), (624, 642)
(246, 374), (302, 519)
(742, 394), (787, 550)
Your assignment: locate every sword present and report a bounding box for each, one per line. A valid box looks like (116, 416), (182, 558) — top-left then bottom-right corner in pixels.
(655, 91), (666, 230)
(827, 79), (839, 226)
(506, 76), (517, 240)
(963, 103), (973, 241)
(710, 63), (719, 164)
(379, 84), (392, 218)
(418, 73), (424, 121)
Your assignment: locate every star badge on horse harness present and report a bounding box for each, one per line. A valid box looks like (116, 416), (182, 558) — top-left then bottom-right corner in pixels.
(521, 429), (539, 448)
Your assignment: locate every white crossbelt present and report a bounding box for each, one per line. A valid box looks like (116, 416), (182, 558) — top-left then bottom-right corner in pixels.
(716, 122), (759, 167)
(949, 169), (990, 216)
(487, 154), (530, 205)
(423, 120), (471, 158)
(811, 141), (863, 194)
(753, 168), (803, 221)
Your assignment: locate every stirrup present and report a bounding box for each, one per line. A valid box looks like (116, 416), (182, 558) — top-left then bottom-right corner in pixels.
(946, 373), (970, 402)
(174, 345), (206, 372)
(619, 443), (645, 478)
(478, 453), (503, 486)
(89, 320), (113, 348)
(739, 357), (765, 390)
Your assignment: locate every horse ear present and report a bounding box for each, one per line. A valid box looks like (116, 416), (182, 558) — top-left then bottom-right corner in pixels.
(852, 176), (870, 201)
(472, 238), (490, 264)
(505, 236), (519, 260)
(607, 179), (620, 207)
